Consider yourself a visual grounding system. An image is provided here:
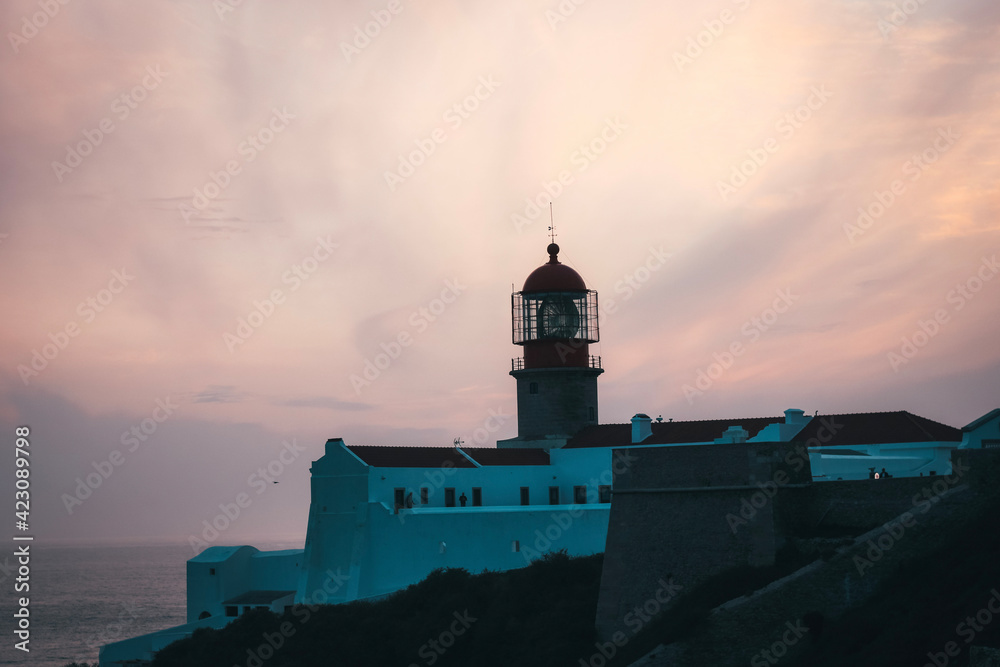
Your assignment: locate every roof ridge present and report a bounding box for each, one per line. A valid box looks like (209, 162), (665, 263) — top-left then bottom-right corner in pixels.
(900, 410), (958, 437)
(348, 444), (460, 450)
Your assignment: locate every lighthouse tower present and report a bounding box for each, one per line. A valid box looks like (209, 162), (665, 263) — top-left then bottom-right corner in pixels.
(499, 242), (602, 449)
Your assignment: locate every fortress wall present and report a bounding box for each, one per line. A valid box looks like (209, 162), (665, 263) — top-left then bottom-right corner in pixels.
(776, 475), (943, 535)
(637, 467), (998, 666)
(595, 442), (808, 639)
(599, 449), (1000, 660)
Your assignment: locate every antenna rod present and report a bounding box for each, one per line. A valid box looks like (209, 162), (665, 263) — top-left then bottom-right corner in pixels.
(548, 202), (556, 243)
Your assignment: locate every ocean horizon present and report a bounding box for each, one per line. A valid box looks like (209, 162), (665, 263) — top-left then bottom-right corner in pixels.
(1, 537), (304, 667)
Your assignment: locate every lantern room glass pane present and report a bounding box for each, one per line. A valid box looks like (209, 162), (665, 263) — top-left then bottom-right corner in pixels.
(511, 290), (599, 343)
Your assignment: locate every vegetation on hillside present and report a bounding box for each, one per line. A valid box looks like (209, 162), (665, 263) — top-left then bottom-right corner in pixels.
(787, 506), (1000, 667)
(150, 551), (604, 667)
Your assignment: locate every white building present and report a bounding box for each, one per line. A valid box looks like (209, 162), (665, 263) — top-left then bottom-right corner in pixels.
(100, 243), (999, 665)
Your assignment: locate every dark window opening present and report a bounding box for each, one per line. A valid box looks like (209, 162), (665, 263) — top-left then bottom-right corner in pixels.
(394, 488), (405, 513)
(588, 406), (596, 421)
(209, 568), (216, 575)
(520, 486), (529, 506)
(472, 487), (482, 506)
(420, 487), (429, 504)
(198, 611), (211, 620)
(243, 606), (252, 614)
(512, 540), (520, 552)
(574, 485), (588, 504)
(529, 382), (539, 395)
(445, 488), (456, 507)
(599, 485), (611, 503)
(225, 606), (237, 617)
(549, 486), (559, 505)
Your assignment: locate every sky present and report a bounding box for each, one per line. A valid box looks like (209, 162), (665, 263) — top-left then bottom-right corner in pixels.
(1, 0), (998, 545)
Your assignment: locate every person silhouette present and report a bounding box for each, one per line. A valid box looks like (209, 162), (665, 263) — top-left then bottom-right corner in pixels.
(459, 493), (468, 507)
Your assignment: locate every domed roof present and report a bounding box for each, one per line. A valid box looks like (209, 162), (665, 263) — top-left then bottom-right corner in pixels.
(522, 243), (587, 292)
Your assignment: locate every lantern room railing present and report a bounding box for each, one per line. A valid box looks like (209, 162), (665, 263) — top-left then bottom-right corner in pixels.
(511, 355), (601, 372)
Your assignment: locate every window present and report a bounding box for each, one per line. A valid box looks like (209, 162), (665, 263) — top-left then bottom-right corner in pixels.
(512, 540), (520, 552)
(243, 606), (252, 614)
(394, 488), (405, 513)
(529, 382), (539, 395)
(599, 485), (611, 503)
(574, 486), (588, 504)
(472, 487), (482, 506)
(225, 606), (237, 617)
(549, 486), (559, 505)
(420, 487), (429, 504)
(209, 568), (216, 575)
(198, 611), (211, 620)
(589, 406), (596, 421)
(445, 488), (456, 507)
(520, 487), (530, 506)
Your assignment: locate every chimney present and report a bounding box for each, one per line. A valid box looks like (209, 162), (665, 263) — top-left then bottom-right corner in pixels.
(784, 409), (807, 425)
(631, 413), (653, 443)
(715, 425), (749, 444)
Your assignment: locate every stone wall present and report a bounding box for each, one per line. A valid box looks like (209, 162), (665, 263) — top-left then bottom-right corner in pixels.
(633, 466), (996, 666)
(596, 442), (810, 639)
(596, 444), (999, 645)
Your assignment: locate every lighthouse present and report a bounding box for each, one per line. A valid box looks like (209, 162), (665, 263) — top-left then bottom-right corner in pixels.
(499, 242), (602, 448)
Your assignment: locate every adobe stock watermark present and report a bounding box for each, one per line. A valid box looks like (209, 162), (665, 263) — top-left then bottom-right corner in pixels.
(750, 619), (810, 666)
(87, 600), (142, 649)
(887, 254), (997, 372)
(521, 450), (638, 563)
(340, 0), (404, 63)
(853, 460), (970, 576)
(717, 84), (832, 202)
(223, 235), (338, 352)
(682, 287), (798, 404)
(179, 107), (295, 224)
(189, 439), (307, 554)
(213, 0), (245, 20)
(726, 417), (844, 534)
(407, 610), (477, 667)
(543, 0), (591, 31)
(673, 0), (753, 72)
(578, 577), (682, 667)
(384, 76), (500, 192)
(51, 65), (168, 183)
(238, 568), (351, 667)
(396, 406), (511, 523)
(924, 588), (1000, 667)
(552, 246), (672, 364)
(878, 0), (933, 40)
(511, 117), (628, 232)
(350, 278), (465, 394)
(18, 268), (135, 386)
(7, 0), (72, 54)
(61, 396), (178, 514)
(844, 127), (959, 244)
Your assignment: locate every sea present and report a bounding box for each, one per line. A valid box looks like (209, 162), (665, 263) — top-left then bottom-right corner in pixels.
(1, 539), (303, 667)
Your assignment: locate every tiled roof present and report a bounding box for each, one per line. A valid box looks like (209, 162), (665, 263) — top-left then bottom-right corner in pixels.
(346, 445), (476, 468)
(460, 448), (550, 466)
(792, 411), (961, 447)
(564, 417), (783, 449)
